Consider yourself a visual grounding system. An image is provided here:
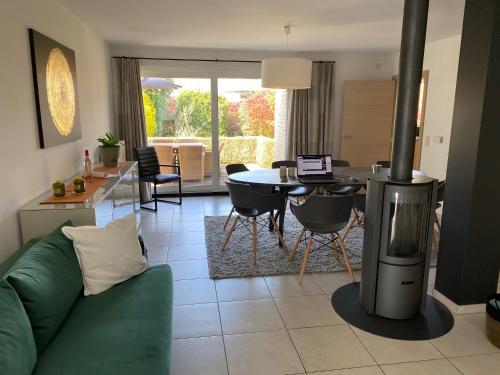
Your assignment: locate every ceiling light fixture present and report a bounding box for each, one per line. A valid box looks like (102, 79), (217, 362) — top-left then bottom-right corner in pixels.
(261, 25), (312, 89)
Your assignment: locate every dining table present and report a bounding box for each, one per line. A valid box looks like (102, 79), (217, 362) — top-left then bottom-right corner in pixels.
(228, 167), (424, 246)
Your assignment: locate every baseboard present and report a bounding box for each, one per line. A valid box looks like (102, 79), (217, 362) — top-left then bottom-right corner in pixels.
(432, 289), (485, 314)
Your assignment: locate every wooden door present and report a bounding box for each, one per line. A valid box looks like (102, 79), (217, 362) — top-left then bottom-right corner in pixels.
(341, 80), (396, 167)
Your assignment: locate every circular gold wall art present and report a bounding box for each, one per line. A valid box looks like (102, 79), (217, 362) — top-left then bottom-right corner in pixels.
(46, 48), (76, 136)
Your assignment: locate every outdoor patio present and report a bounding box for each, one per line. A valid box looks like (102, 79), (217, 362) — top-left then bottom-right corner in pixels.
(149, 136), (273, 190)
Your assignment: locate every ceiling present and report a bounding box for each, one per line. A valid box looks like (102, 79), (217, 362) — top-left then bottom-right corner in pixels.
(58, 0), (465, 52)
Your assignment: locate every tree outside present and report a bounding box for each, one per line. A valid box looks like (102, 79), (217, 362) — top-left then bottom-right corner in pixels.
(143, 85), (174, 137)
(142, 78), (277, 169)
(142, 92), (156, 137)
(239, 91), (275, 138)
(143, 84), (276, 139)
(227, 102), (242, 136)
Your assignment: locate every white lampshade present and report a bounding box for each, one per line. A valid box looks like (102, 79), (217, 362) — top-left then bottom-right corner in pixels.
(261, 58), (312, 89)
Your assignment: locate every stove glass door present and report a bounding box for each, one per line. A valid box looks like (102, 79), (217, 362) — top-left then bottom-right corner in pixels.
(381, 184), (432, 264)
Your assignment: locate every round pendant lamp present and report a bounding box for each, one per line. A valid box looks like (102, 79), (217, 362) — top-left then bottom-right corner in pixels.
(261, 25), (312, 89)
(262, 58), (312, 89)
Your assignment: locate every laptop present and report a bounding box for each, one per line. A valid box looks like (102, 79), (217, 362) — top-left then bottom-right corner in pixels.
(296, 155), (339, 184)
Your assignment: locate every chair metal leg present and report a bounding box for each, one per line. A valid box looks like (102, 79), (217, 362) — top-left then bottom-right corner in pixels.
(223, 206), (235, 230)
(252, 217), (257, 264)
(139, 198), (157, 212)
(336, 236), (355, 282)
(178, 179), (183, 205)
(270, 214), (288, 253)
(154, 183), (158, 212)
(331, 234), (339, 260)
(289, 227), (305, 260)
(146, 178), (182, 208)
(299, 234), (313, 284)
(222, 216), (239, 251)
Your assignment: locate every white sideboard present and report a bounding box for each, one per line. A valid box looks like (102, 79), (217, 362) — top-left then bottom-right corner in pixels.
(19, 162), (140, 243)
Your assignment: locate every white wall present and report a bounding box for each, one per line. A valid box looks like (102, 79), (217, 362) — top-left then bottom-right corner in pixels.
(393, 34), (462, 180)
(111, 45), (395, 158)
(0, 0), (113, 260)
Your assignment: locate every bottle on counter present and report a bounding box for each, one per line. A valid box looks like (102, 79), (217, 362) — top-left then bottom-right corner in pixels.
(83, 149), (93, 181)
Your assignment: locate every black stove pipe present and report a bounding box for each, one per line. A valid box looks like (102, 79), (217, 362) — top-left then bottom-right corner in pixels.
(391, 0), (429, 181)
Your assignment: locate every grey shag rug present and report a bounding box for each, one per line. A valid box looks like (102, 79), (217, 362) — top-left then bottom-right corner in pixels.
(205, 212), (438, 279)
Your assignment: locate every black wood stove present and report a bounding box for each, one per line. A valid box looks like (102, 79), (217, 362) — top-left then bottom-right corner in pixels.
(359, 0), (438, 320)
(359, 175), (437, 319)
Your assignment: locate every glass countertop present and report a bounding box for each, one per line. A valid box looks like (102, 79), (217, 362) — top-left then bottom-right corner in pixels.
(20, 162), (137, 211)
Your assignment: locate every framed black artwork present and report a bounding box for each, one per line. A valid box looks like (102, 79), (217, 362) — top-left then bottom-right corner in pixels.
(29, 29), (81, 148)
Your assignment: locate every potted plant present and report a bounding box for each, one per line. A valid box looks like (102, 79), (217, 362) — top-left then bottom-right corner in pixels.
(97, 132), (121, 167)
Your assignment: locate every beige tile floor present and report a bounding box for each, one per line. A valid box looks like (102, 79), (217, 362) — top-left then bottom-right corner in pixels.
(141, 196), (500, 375)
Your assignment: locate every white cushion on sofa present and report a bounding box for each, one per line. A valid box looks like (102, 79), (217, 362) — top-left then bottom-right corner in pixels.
(62, 213), (148, 296)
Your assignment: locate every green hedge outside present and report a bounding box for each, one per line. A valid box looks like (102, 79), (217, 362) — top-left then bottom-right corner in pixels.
(256, 136), (274, 168)
(149, 136), (274, 168)
(220, 136), (257, 164)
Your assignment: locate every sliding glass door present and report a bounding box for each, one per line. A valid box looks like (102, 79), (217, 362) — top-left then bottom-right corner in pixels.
(217, 79), (277, 183)
(142, 78), (213, 190)
(141, 74), (285, 193)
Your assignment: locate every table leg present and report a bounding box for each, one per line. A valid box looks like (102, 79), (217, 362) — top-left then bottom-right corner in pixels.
(278, 189), (288, 247)
(268, 210), (274, 231)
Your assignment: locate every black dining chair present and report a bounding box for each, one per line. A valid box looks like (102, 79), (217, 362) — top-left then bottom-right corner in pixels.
(331, 159), (351, 167)
(289, 195), (355, 283)
(327, 160), (362, 196)
(224, 182), (288, 264)
(271, 160), (313, 239)
(342, 193), (366, 242)
(135, 147), (182, 212)
(223, 164), (249, 230)
(226, 163), (249, 176)
(433, 180), (446, 253)
(271, 160), (296, 169)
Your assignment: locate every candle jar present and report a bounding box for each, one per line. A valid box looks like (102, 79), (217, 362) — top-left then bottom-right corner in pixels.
(52, 181), (66, 198)
(73, 177), (86, 194)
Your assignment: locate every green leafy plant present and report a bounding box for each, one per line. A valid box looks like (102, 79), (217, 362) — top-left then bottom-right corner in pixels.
(143, 92), (157, 137)
(97, 132), (121, 147)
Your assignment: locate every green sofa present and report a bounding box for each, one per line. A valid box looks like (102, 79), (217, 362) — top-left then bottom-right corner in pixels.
(0, 223), (173, 375)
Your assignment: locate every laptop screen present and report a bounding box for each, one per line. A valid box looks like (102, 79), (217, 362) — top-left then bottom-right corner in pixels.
(296, 155), (333, 176)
